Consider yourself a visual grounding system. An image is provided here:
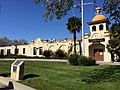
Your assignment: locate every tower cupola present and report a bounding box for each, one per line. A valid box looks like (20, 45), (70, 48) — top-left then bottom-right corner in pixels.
(87, 7), (109, 34)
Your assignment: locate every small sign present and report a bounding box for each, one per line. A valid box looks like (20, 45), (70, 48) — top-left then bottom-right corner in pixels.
(13, 66), (17, 72)
(11, 60), (24, 81)
(89, 38), (105, 43)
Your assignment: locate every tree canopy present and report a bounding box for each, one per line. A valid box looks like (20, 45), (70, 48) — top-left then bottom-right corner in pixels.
(103, 0), (120, 23)
(103, 0), (120, 61)
(0, 37), (28, 46)
(34, 0), (74, 20)
(33, 0), (97, 21)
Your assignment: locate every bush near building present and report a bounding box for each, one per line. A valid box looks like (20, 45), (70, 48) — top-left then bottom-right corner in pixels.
(53, 49), (67, 59)
(68, 54), (79, 65)
(42, 50), (53, 59)
(68, 54), (96, 66)
(78, 56), (96, 66)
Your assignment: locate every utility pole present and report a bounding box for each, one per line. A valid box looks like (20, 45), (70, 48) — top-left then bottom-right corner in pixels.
(74, 0), (93, 56)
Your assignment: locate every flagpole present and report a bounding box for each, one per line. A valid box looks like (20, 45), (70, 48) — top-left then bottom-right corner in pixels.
(81, 0), (84, 55)
(73, 0), (93, 55)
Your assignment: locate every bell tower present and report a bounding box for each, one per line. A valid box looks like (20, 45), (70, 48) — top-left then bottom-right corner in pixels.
(87, 7), (109, 38)
(84, 7), (111, 62)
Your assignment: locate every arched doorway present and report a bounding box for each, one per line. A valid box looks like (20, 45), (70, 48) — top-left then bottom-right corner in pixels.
(89, 44), (105, 61)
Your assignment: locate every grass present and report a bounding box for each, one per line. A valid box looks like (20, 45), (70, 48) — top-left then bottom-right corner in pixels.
(0, 61), (120, 90)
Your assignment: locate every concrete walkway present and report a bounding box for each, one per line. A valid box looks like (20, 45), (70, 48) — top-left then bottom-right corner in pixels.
(0, 58), (68, 63)
(0, 76), (36, 90)
(96, 61), (120, 65)
(0, 58), (120, 65)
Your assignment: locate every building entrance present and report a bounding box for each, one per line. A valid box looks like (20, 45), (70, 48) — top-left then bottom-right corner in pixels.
(89, 44), (105, 61)
(94, 49), (104, 61)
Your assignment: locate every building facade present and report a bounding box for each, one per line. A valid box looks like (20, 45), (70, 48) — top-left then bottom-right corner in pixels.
(0, 7), (111, 62)
(0, 38), (80, 57)
(84, 7), (111, 62)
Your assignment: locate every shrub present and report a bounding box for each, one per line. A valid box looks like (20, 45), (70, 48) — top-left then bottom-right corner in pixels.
(88, 57), (96, 65)
(68, 55), (96, 66)
(78, 55), (88, 66)
(68, 54), (79, 65)
(54, 49), (67, 59)
(78, 56), (96, 66)
(43, 50), (53, 59)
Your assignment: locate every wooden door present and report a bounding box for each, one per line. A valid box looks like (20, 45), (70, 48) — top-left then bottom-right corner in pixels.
(94, 49), (104, 61)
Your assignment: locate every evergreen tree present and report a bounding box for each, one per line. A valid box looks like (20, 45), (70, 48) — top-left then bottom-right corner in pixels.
(103, 0), (120, 61)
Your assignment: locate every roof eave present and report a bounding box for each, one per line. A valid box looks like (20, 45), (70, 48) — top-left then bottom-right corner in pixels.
(87, 19), (109, 25)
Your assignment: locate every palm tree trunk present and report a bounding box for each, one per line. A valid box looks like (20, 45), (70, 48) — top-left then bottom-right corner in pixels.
(78, 40), (82, 55)
(73, 30), (76, 54)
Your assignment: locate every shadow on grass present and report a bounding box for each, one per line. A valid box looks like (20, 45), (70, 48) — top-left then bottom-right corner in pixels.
(81, 65), (120, 84)
(0, 73), (10, 77)
(23, 74), (39, 80)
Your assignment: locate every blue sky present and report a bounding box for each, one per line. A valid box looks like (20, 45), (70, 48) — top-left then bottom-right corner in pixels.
(0, 0), (105, 41)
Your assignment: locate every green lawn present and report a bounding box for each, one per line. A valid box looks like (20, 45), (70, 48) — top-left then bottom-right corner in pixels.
(0, 61), (120, 90)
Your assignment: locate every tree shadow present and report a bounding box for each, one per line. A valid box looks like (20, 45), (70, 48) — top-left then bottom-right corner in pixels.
(23, 74), (39, 80)
(81, 65), (120, 84)
(0, 73), (10, 77)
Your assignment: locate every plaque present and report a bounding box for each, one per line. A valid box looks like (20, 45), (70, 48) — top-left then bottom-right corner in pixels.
(13, 66), (17, 72)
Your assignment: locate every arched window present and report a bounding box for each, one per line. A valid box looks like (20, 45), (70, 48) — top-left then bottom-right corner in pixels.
(99, 24), (104, 30)
(7, 49), (11, 55)
(92, 26), (96, 31)
(33, 47), (36, 55)
(0, 49), (4, 55)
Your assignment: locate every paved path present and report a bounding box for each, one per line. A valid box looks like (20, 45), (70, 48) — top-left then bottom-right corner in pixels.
(96, 61), (120, 65)
(0, 58), (120, 65)
(0, 58), (68, 63)
(0, 76), (36, 90)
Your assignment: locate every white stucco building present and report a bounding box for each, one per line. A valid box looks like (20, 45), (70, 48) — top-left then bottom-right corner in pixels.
(83, 7), (111, 62)
(0, 7), (111, 62)
(0, 38), (80, 57)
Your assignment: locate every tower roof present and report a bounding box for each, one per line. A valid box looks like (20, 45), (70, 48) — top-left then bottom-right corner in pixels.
(92, 14), (106, 22)
(87, 7), (108, 25)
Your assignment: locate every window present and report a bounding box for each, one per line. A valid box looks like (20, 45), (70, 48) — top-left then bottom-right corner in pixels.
(0, 49), (4, 55)
(39, 47), (43, 55)
(7, 49), (11, 55)
(23, 48), (25, 54)
(15, 48), (19, 55)
(33, 47), (36, 55)
(99, 24), (104, 30)
(92, 26), (96, 31)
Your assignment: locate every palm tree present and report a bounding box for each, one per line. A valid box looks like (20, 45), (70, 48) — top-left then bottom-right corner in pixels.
(66, 16), (82, 54)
